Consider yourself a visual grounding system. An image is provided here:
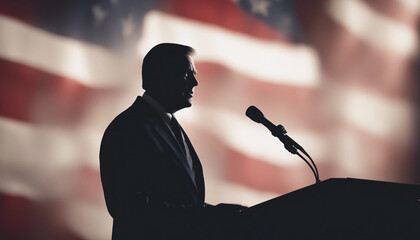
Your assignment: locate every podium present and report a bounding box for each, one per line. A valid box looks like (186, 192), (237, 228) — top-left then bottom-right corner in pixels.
(236, 178), (420, 240)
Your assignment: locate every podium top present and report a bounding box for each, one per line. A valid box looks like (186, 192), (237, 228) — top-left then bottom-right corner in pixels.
(240, 178), (420, 240)
(250, 177), (420, 210)
(324, 177), (420, 197)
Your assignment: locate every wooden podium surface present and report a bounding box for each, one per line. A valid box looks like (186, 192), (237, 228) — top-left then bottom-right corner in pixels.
(236, 178), (420, 240)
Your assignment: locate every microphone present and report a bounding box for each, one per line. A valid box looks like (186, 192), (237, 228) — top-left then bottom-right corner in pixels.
(246, 106), (294, 153)
(246, 106), (279, 132)
(246, 106), (320, 183)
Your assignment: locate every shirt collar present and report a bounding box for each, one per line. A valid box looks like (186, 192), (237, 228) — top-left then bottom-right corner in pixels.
(142, 92), (172, 125)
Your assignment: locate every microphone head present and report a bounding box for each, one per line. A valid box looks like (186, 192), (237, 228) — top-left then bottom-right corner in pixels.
(246, 106), (264, 123)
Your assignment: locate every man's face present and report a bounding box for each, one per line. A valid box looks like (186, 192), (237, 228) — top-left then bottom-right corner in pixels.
(166, 55), (198, 112)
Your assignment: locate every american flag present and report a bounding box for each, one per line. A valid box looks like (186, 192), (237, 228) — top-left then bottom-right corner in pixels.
(0, 0), (419, 239)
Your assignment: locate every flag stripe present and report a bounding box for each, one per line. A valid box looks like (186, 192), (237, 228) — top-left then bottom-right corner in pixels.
(225, 148), (330, 193)
(179, 106), (327, 166)
(332, 125), (417, 183)
(0, 58), (91, 123)
(187, 126), (326, 194)
(204, 179), (278, 206)
(0, 0), (37, 24)
(296, 1), (416, 99)
(194, 62), (322, 130)
(0, 193), (40, 239)
(327, 0), (418, 56)
(398, 0), (420, 14)
(184, 113), (326, 192)
(337, 85), (415, 145)
(365, 0), (420, 23)
(0, 193), (85, 240)
(62, 199), (112, 240)
(0, 117), (101, 199)
(1, 12), (320, 89)
(161, 0), (285, 41)
(0, 14), (128, 88)
(138, 11), (321, 87)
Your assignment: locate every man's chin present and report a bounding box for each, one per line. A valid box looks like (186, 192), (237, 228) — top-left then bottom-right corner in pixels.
(184, 99), (192, 108)
(173, 99), (192, 112)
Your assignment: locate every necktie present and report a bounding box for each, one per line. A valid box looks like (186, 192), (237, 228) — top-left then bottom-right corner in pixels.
(169, 116), (195, 182)
(169, 117), (186, 155)
(169, 117), (194, 172)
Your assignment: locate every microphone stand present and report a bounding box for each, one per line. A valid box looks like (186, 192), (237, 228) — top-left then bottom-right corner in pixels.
(271, 125), (321, 184)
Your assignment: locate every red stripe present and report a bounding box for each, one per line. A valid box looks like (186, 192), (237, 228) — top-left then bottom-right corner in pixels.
(294, 0), (326, 28)
(0, 193), (84, 240)
(0, 194), (34, 239)
(161, 0), (288, 42)
(0, 0), (38, 23)
(187, 127), (329, 194)
(195, 62), (322, 130)
(73, 166), (105, 204)
(225, 149), (331, 194)
(364, 0), (419, 26)
(294, 0), (416, 101)
(337, 123), (419, 184)
(0, 58), (107, 124)
(295, 0), (419, 29)
(0, 59), (39, 121)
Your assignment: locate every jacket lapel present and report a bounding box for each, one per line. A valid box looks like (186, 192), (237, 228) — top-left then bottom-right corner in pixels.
(181, 127), (205, 200)
(133, 96), (199, 192)
(153, 121), (198, 191)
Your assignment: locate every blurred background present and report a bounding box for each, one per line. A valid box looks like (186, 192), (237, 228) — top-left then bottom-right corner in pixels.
(0, 0), (419, 239)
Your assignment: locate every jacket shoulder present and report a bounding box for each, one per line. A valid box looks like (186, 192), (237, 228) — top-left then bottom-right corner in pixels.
(104, 98), (155, 135)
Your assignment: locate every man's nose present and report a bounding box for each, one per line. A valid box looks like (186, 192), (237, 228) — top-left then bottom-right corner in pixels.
(190, 75), (198, 87)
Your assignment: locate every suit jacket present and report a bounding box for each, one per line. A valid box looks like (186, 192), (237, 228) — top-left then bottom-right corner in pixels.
(100, 96), (207, 240)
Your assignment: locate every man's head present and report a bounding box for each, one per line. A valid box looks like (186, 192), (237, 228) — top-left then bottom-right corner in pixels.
(142, 43), (198, 113)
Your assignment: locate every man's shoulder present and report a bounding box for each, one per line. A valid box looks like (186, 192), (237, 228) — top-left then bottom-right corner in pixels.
(104, 97), (156, 134)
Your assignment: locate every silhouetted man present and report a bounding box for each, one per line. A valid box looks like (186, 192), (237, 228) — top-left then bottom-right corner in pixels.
(100, 43), (244, 240)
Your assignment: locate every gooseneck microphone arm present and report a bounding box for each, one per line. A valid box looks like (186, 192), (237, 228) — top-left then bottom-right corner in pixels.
(246, 106), (320, 184)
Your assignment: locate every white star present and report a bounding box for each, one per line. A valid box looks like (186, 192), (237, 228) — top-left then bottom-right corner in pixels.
(249, 0), (271, 17)
(281, 16), (291, 28)
(92, 4), (108, 23)
(121, 14), (135, 38)
(110, 0), (120, 6)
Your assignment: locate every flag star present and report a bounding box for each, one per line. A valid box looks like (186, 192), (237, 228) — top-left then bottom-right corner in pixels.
(121, 14), (135, 38)
(249, 0), (271, 17)
(281, 16), (291, 27)
(111, 0), (120, 6)
(92, 4), (108, 23)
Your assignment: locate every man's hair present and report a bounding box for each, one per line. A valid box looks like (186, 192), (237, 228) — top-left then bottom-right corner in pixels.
(142, 43), (195, 91)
